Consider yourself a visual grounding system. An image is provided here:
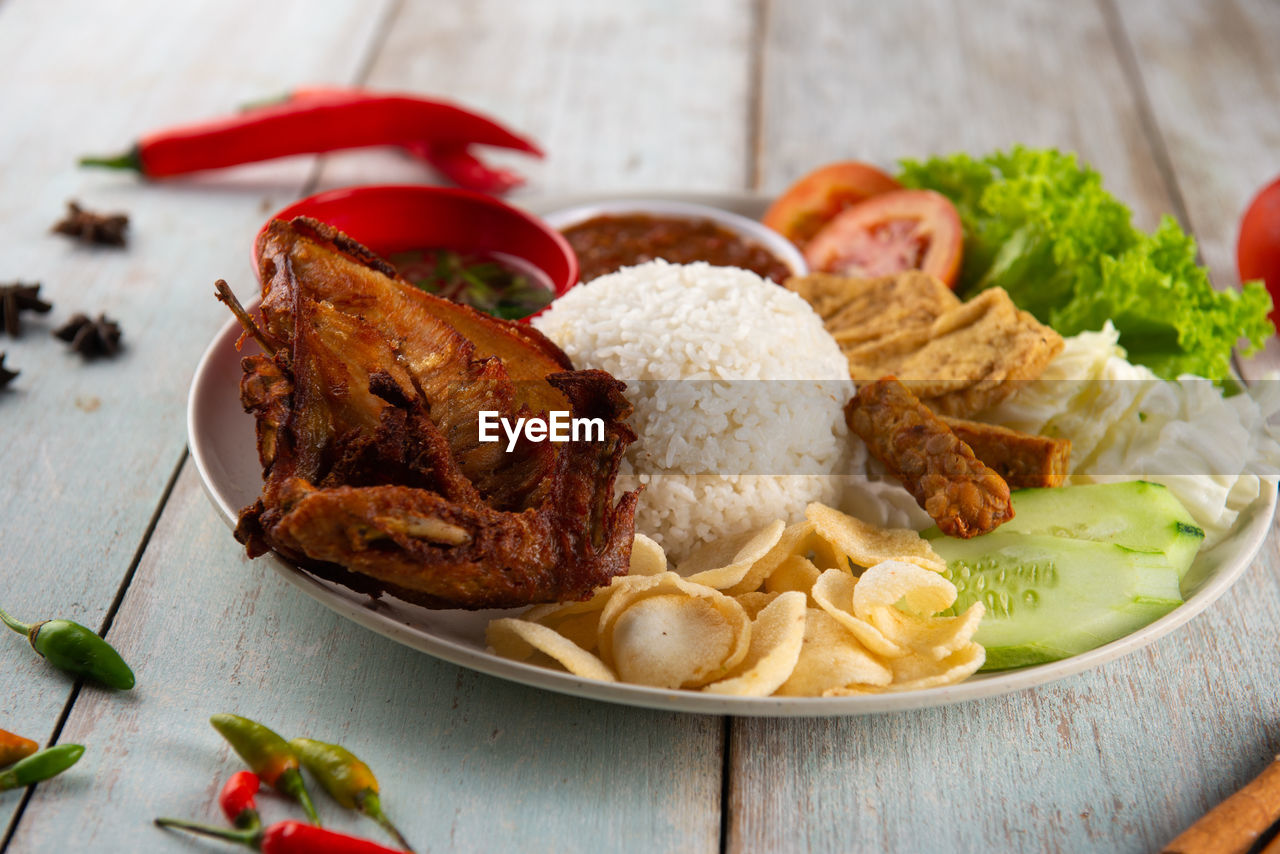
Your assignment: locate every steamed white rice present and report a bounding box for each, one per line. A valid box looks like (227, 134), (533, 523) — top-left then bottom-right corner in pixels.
(533, 260), (860, 561)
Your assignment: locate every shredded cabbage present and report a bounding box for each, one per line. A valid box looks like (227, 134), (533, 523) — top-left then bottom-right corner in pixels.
(981, 323), (1280, 543)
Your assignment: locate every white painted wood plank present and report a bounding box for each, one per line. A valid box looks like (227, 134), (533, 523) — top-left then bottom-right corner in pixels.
(0, 0), (392, 837)
(1112, 0), (1280, 375)
(732, 1), (1280, 851)
(6, 466), (724, 853)
(313, 0), (757, 195)
(756, 0), (1177, 225)
(8, 0), (747, 848)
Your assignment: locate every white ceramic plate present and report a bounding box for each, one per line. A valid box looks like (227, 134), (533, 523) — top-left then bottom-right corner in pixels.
(188, 192), (1277, 717)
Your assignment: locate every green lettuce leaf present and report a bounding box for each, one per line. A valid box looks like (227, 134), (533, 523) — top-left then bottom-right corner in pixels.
(897, 146), (1273, 380)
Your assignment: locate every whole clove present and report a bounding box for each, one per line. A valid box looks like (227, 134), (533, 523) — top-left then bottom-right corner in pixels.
(0, 353), (17, 389)
(53, 313), (122, 358)
(52, 201), (129, 247)
(0, 282), (52, 337)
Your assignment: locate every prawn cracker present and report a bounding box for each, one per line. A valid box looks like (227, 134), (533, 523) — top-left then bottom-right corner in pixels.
(805, 502), (946, 573)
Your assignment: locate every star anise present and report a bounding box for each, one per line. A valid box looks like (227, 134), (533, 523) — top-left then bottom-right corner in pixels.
(0, 281), (52, 337)
(52, 201), (129, 247)
(0, 353), (17, 389)
(53, 313), (123, 358)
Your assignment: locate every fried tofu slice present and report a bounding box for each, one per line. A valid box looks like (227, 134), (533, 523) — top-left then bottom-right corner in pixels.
(788, 273), (1065, 419)
(785, 271), (960, 349)
(846, 288), (1062, 417)
(940, 416), (1071, 488)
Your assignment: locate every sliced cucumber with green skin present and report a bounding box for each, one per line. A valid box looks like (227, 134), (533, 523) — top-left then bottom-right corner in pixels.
(924, 481), (1205, 580)
(933, 533), (1183, 670)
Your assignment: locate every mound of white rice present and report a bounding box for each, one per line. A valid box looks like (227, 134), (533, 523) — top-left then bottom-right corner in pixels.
(533, 260), (861, 562)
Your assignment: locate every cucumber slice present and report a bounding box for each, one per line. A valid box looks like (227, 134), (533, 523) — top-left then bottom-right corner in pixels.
(924, 481), (1205, 580)
(933, 533), (1183, 670)
(1001, 481), (1204, 579)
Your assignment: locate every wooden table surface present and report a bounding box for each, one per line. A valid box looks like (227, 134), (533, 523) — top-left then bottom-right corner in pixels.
(3, 1), (1279, 851)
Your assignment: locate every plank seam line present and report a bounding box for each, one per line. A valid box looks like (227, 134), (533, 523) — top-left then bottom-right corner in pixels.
(719, 715), (733, 854)
(0, 449), (187, 854)
(1096, 0), (1246, 378)
(1096, 0), (1194, 231)
(297, 0), (405, 198)
(745, 0), (769, 191)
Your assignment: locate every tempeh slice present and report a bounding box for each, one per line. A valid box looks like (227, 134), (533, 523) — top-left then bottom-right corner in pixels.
(844, 378), (1013, 538)
(940, 416), (1071, 489)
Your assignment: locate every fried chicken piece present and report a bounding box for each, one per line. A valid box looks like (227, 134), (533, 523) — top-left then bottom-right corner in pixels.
(229, 218), (640, 609)
(845, 377), (1013, 538)
(939, 416), (1071, 489)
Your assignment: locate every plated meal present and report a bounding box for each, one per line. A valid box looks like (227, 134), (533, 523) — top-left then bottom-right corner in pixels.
(196, 145), (1280, 710)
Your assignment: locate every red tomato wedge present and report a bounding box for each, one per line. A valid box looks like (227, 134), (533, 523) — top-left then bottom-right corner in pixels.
(762, 161), (902, 248)
(1238, 175), (1280, 326)
(802, 189), (964, 286)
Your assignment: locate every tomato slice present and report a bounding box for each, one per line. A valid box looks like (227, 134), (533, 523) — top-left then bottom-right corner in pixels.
(1238, 175), (1280, 326)
(802, 189), (964, 286)
(762, 161), (901, 249)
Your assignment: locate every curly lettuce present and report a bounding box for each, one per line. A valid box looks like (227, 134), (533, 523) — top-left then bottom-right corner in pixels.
(898, 146), (1273, 380)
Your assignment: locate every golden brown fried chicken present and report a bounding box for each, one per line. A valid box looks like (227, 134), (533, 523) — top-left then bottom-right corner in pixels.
(225, 218), (639, 609)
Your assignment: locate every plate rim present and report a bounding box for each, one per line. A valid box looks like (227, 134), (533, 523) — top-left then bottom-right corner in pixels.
(187, 190), (1279, 717)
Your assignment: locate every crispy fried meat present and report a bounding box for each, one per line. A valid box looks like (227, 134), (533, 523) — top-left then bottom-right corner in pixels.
(227, 218), (639, 609)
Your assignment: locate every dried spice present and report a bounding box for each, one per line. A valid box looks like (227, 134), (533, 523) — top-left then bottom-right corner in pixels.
(0, 282), (53, 337)
(0, 353), (17, 389)
(51, 201), (129, 247)
(53, 313), (122, 358)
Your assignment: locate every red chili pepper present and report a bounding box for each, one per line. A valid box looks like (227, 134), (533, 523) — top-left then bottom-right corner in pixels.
(80, 90), (541, 180)
(156, 816), (402, 854)
(406, 141), (526, 194)
(219, 771), (262, 831)
(243, 87), (529, 194)
(261, 821), (401, 854)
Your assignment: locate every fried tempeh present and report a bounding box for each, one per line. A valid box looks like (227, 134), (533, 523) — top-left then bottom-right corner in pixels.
(940, 416), (1071, 489)
(844, 378), (1013, 538)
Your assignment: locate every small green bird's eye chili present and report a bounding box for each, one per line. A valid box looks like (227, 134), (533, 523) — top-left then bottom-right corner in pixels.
(210, 715), (320, 826)
(0, 744), (84, 791)
(0, 607), (134, 690)
(289, 738), (414, 852)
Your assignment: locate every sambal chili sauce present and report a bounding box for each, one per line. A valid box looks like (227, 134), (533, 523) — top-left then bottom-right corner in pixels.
(562, 214), (794, 283)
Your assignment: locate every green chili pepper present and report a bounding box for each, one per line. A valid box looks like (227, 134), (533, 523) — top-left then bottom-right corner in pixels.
(210, 714), (320, 826)
(289, 738), (414, 852)
(0, 744), (84, 791)
(0, 607), (134, 690)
